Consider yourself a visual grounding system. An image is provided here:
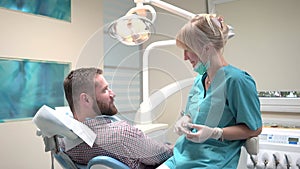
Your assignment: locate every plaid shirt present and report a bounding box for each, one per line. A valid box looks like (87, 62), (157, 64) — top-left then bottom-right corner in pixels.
(62, 116), (173, 169)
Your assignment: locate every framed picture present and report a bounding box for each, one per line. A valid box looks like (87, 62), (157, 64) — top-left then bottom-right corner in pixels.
(0, 57), (70, 121)
(0, 0), (71, 22)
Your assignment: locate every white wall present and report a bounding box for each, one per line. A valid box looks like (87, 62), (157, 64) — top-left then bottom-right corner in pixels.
(213, 0), (300, 130)
(215, 0), (300, 91)
(0, 0), (103, 168)
(0, 0), (104, 68)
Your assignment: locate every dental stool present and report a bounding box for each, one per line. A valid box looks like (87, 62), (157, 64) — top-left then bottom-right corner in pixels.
(33, 105), (130, 169)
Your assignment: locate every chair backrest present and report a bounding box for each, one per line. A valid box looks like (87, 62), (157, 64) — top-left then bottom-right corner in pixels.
(33, 105), (130, 169)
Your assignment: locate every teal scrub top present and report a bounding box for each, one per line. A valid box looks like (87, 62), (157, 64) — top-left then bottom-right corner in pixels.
(164, 65), (262, 169)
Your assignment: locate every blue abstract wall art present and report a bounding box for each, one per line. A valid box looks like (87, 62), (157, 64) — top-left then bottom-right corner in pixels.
(0, 0), (71, 22)
(0, 58), (70, 121)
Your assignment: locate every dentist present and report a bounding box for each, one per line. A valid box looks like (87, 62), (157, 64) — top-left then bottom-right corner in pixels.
(158, 14), (262, 169)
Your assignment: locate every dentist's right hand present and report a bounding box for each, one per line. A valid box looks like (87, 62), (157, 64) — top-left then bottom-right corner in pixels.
(174, 114), (191, 136)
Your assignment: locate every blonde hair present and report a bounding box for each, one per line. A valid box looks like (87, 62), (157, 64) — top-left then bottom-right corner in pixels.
(176, 14), (229, 57)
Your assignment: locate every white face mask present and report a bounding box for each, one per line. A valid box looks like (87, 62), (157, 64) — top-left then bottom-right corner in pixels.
(193, 61), (210, 75)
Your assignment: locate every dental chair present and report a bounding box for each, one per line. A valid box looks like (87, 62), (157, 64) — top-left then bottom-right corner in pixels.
(33, 105), (258, 169)
(33, 105), (130, 169)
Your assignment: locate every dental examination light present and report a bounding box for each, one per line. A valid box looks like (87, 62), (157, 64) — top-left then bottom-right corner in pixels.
(108, 0), (235, 45)
(108, 14), (155, 46)
(108, 0), (196, 46)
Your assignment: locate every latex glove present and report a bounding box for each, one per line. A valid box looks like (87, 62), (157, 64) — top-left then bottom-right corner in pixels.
(174, 115), (191, 136)
(184, 123), (223, 143)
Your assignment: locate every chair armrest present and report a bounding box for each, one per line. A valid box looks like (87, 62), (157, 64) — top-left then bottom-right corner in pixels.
(87, 156), (130, 169)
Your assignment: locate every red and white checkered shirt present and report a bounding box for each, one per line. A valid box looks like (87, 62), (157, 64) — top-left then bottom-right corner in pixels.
(62, 116), (173, 169)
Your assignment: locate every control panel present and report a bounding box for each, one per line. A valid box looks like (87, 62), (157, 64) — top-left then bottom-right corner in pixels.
(259, 127), (300, 145)
(247, 127), (300, 169)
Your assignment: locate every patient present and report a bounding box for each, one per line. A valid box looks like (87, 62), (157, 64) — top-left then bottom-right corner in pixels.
(61, 67), (173, 169)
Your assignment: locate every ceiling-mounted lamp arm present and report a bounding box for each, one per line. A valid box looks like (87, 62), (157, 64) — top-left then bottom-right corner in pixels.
(146, 0), (196, 20)
(133, 0), (235, 38)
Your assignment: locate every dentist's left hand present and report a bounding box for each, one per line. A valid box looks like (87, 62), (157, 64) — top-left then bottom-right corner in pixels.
(184, 123), (223, 143)
(174, 115), (191, 136)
